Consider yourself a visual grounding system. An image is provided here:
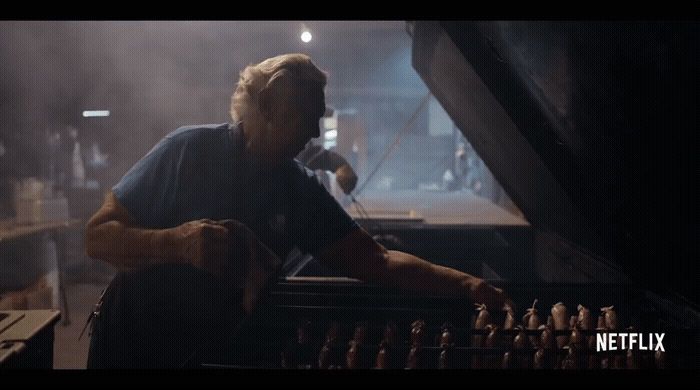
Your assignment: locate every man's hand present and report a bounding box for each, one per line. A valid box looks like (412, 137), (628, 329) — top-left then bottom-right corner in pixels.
(216, 219), (282, 314)
(335, 163), (358, 194)
(173, 218), (281, 313)
(468, 278), (514, 313)
(173, 219), (232, 275)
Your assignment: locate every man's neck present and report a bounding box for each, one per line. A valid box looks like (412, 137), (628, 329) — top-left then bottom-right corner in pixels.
(239, 121), (288, 173)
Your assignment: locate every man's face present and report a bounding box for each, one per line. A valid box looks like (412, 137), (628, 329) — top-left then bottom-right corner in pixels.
(263, 81), (326, 166)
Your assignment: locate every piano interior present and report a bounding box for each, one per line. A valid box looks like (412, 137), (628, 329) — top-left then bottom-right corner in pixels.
(209, 22), (699, 369)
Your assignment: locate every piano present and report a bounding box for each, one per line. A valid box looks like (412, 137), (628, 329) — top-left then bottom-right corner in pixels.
(208, 21), (699, 369)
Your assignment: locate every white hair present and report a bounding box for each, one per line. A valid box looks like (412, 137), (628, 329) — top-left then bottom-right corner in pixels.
(230, 53), (327, 124)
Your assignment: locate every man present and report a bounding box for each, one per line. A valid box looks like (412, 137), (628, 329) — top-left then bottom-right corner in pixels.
(84, 53), (510, 368)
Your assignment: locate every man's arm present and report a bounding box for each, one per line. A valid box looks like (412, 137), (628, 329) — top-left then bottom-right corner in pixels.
(84, 191), (229, 272)
(317, 227), (511, 310)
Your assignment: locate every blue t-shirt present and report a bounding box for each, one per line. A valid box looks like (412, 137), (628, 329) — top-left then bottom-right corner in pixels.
(112, 123), (358, 259)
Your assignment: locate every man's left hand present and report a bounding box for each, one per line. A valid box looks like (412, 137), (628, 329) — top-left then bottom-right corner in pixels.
(468, 278), (514, 313)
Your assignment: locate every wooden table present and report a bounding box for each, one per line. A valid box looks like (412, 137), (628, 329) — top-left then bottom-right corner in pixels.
(0, 218), (81, 326)
(0, 309), (61, 367)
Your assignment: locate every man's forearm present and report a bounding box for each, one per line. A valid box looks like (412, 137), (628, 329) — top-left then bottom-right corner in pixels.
(380, 250), (478, 297)
(85, 221), (185, 269)
(319, 228), (507, 309)
(320, 228), (478, 297)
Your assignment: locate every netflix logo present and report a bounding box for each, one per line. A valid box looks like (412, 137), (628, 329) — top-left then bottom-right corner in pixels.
(596, 333), (665, 352)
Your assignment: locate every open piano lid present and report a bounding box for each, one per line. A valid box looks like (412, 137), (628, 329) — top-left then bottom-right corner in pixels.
(409, 21), (697, 303)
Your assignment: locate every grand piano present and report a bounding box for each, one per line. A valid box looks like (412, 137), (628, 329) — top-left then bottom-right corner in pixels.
(208, 21), (699, 369)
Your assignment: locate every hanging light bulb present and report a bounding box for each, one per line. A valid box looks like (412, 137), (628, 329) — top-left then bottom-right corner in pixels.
(300, 23), (312, 43)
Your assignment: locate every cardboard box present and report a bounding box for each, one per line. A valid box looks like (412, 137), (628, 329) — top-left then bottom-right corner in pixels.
(15, 197), (70, 225)
(0, 274), (57, 310)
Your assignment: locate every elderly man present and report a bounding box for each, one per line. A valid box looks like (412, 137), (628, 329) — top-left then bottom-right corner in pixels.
(84, 53), (510, 368)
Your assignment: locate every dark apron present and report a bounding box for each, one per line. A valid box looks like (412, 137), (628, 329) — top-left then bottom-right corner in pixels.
(86, 263), (246, 368)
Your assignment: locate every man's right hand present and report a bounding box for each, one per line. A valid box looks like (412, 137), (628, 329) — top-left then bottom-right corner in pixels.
(173, 219), (232, 275)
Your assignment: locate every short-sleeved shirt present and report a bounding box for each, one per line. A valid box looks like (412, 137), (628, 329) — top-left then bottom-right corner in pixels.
(112, 123), (358, 260)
